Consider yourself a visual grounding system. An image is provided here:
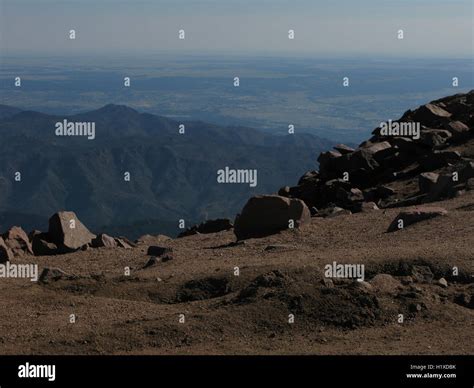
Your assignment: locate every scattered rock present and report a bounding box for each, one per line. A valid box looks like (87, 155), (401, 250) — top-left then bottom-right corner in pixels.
(437, 278), (448, 288)
(234, 195), (311, 240)
(410, 265), (434, 284)
(48, 211), (95, 252)
(387, 207), (448, 232)
(115, 237), (135, 249)
(91, 233), (117, 248)
(38, 267), (75, 283)
(2, 226), (33, 256)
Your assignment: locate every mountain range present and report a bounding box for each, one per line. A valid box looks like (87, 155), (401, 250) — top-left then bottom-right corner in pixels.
(0, 104), (333, 237)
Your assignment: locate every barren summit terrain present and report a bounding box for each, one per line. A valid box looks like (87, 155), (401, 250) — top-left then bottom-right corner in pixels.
(0, 91), (473, 355)
(0, 192), (473, 355)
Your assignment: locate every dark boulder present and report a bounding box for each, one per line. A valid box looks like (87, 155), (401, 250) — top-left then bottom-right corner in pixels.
(234, 195), (311, 240)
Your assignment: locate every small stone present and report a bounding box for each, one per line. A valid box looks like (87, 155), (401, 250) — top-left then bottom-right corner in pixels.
(437, 278), (448, 288)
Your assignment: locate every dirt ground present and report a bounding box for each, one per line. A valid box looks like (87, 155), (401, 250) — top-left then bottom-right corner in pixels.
(0, 191), (473, 355)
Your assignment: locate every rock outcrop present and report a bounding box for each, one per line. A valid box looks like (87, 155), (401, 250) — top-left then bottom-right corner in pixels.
(278, 91), (474, 215)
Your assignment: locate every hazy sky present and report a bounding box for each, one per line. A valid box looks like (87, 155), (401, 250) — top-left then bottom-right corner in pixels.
(0, 0), (472, 57)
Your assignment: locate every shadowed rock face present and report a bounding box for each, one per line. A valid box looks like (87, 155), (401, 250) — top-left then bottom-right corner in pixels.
(234, 195), (311, 240)
(0, 237), (13, 263)
(48, 211), (96, 252)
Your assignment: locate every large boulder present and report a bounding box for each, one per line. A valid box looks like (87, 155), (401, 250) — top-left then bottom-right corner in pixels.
(0, 237), (13, 263)
(387, 206), (448, 232)
(48, 211), (95, 252)
(2, 226), (33, 256)
(234, 195), (311, 240)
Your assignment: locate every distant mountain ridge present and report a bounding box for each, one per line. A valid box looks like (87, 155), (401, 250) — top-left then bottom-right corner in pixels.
(0, 104), (333, 237)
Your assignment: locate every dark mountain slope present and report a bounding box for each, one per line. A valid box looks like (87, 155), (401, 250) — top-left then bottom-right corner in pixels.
(0, 105), (333, 236)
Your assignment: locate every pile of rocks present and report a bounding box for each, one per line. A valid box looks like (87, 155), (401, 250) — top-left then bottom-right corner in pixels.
(277, 91), (474, 214)
(1, 211), (137, 261)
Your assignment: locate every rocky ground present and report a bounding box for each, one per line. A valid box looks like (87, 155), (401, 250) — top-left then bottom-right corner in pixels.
(0, 91), (473, 355)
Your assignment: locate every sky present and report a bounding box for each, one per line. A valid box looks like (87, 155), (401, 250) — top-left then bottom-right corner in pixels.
(0, 0), (473, 57)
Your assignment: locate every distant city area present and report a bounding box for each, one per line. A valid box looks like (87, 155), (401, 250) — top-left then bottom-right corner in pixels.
(1, 55), (472, 143)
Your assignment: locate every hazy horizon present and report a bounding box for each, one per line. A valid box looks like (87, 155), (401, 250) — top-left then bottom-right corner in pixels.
(1, 0), (472, 57)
